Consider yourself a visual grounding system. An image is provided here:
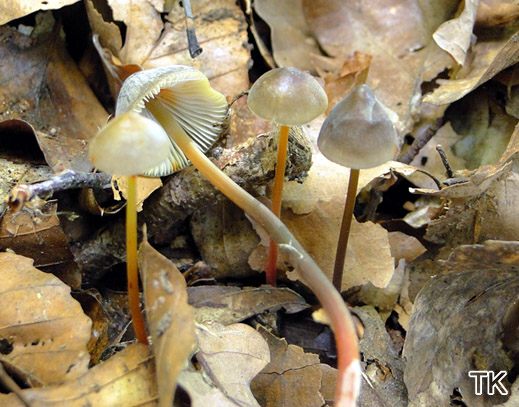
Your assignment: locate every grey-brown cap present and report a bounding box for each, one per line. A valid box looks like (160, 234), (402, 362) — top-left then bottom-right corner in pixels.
(318, 85), (399, 169)
(247, 67), (327, 126)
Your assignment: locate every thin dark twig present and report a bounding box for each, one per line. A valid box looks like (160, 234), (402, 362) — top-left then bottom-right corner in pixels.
(0, 363), (31, 407)
(229, 90), (249, 107)
(398, 117), (445, 164)
(182, 0), (203, 58)
(8, 170), (112, 211)
(436, 144), (454, 178)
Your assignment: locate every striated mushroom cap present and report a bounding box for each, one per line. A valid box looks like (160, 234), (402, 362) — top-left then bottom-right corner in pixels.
(247, 67), (327, 126)
(89, 111), (170, 175)
(318, 85), (400, 169)
(116, 66), (228, 176)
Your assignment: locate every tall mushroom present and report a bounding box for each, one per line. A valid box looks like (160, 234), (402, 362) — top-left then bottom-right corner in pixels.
(247, 67), (327, 286)
(88, 111), (171, 343)
(115, 66), (360, 406)
(318, 84), (400, 290)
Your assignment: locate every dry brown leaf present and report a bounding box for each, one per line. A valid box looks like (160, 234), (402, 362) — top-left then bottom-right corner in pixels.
(251, 327), (325, 407)
(0, 0), (80, 24)
(302, 0), (458, 132)
(432, 0), (479, 65)
(90, 0), (250, 97)
(424, 30), (519, 105)
(139, 238), (196, 407)
(476, 0), (519, 27)
(0, 343), (157, 406)
(196, 322), (270, 406)
(0, 19), (107, 172)
(403, 241), (518, 406)
(253, 0), (321, 72)
(188, 285), (308, 325)
(0, 202), (81, 288)
(388, 232), (427, 263)
(0, 252), (91, 386)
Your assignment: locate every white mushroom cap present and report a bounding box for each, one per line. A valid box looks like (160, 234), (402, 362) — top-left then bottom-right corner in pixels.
(318, 85), (400, 169)
(247, 67), (327, 126)
(88, 112), (170, 176)
(116, 66), (228, 176)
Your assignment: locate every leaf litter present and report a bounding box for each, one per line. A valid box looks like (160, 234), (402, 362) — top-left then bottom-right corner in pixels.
(0, 1), (518, 406)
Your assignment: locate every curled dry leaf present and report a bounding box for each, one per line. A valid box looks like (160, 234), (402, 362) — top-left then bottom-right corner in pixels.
(0, 343), (157, 406)
(0, 202), (81, 289)
(251, 327), (325, 407)
(0, 20), (107, 172)
(403, 241), (519, 406)
(138, 238), (196, 407)
(253, 0), (321, 72)
(0, 0), (80, 24)
(188, 285), (308, 325)
(432, 0), (479, 66)
(424, 31), (519, 105)
(0, 252), (91, 386)
(196, 322), (270, 407)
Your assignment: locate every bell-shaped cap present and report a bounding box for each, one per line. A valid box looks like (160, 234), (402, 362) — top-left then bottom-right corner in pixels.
(116, 66), (228, 176)
(318, 85), (399, 169)
(89, 112), (171, 175)
(247, 67), (327, 126)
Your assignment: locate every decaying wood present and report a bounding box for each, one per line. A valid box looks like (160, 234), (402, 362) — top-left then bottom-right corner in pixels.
(74, 128), (312, 282)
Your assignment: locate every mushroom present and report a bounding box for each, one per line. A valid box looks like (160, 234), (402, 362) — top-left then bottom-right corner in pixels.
(247, 67), (327, 286)
(116, 66), (360, 405)
(89, 111), (171, 343)
(318, 84), (400, 290)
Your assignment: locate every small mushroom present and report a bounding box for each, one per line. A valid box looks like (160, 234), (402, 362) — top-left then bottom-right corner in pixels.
(318, 84), (400, 290)
(116, 66), (359, 405)
(89, 111), (171, 343)
(247, 67), (327, 285)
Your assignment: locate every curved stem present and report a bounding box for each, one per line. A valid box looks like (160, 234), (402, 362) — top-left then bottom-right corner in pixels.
(149, 101), (360, 406)
(265, 124), (290, 286)
(126, 175), (148, 344)
(333, 169), (360, 290)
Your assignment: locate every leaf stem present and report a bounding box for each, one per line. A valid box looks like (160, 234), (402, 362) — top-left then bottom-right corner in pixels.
(333, 169), (360, 290)
(126, 175), (148, 344)
(265, 124), (290, 286)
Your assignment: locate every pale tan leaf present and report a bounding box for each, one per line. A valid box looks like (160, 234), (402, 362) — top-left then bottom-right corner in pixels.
(432, 0), (479, 65)
(139, 238), (196, 407)
(196, 322), (270, 407)
(253, 0), (321, 72)
(0, 252), (91, 386)
(0, 343), (157, 406)
(0, 0), (80, 25)
(178, 368), (240, 407)
(251, 327), (325, 407)
(113, 176), (162, 212)
(424, 31), (519, 105)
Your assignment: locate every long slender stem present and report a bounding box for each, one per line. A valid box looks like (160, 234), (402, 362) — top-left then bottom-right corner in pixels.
(265, 125), (290, 286)
(126, 175), (148, 344)
(149, 101), (360, 406)
(333, 169), (360, 290)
